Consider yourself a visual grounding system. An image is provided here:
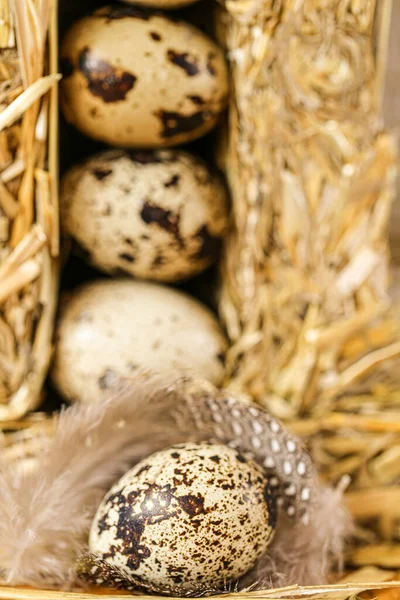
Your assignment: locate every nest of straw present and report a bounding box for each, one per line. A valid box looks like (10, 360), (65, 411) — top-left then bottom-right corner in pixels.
(0, 0), (59, 422)
(218, 0), (400, 571)
(219, 0), (398, 413)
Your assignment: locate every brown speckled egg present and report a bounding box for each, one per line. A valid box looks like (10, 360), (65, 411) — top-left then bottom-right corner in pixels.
(60, 150), (228, 283)
(51, 279), (228, 404)
(89, 442), (276, 595)
(59, 6), (228, 148)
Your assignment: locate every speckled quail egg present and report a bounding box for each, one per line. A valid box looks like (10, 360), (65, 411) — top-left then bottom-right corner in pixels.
(89, 442), (276, 595)
(51, 279), (228, 404)
(122, 0), (198, 7)
(60, 6), (228, 148)
(60, 149), (228, 283)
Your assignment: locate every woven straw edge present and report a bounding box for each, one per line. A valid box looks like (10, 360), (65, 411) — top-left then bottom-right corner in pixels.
(0, 0), (59, 422)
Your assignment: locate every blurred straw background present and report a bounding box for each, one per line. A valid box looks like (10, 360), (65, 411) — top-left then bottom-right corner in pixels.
(218, 0), (400, 573)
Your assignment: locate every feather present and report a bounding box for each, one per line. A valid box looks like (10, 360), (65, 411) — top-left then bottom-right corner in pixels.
(247, 484), (353, 589)
(0, 373), (193, 588)
(0, 373), (351, 591)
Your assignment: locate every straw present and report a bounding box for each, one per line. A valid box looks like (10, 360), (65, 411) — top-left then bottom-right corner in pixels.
(218, 0), (400, 570)
(0, 0), (59, 421)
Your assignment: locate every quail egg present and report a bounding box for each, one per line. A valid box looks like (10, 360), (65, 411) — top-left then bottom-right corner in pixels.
(60, 149), (228, 282)
(51, 279), (228, 403)
(60, 6), (228, 147)
(89, 442), (276, 594)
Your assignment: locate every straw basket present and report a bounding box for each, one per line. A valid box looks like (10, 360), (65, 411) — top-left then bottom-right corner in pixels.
(1, 0), (400, 600)
(0, 0), (59, 422)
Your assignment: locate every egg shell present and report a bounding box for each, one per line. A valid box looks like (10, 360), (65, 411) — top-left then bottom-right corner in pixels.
(122, 0), (198, 7)
(60, 150), (228, 283)
(51, 279), (227, 403)
(60, 6), (228, 148)
(90, 442), (276, 594)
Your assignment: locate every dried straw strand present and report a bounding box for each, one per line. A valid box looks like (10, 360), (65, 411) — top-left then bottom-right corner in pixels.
(0, 570), (400, 600)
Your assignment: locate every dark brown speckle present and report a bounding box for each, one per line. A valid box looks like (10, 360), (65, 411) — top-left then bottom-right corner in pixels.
(207, 52), (217, 76)
(177, 493), (209, 518)
(136, 465), (151, 478)
(156, 109), (212, 139)
(236, 453), (247, 464)
(187, 94), (205, 106)
(119, 252), (135, 263)
(150, 31), (162, 41)
(97, 513), (110, 535)
(93, 168), (112, 181)
(78, 47), (136, 103)
(140, 201), (183, 246)
(167, 50), (200, 77)
(164, 174), (180, 188)
(152, 254), (165, 268)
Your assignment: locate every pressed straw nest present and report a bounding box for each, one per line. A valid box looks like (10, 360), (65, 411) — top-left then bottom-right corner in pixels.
(1, 0), (400, 598)
(219, 0), (400, 576)
(0, 0), (59, 422)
